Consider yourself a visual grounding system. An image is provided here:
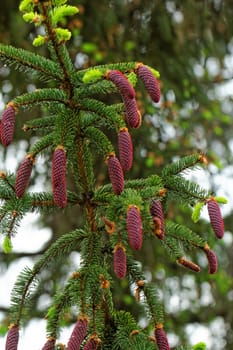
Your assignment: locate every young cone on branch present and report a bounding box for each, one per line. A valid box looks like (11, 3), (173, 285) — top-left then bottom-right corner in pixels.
(0, 104), (17, 146)
(149, 199), (165, 239)
(118, 127), (133, 171)
(15, 154), (35, 198)
(154, 324), (170, 350)
(123, 96), (141, 128)
(42, 337), (56, 350)
(52, 145), (67, 208)
(207, 198), (224, 239)
(5, 324), (19, 350)
(203, 244), (218, 274)
(83, 334), (100, 350)
(178, 257), (201, 273)
(107, 70), (135, 99)
(127, 205), (143, 250)
(113, 243), (127, 279)
(67, 314), (89, 350)
(106, 153), (124, 195)
(136, 63), (161, 103)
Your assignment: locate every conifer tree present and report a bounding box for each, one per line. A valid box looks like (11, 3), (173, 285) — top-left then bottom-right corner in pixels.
(0, 1), (227, 349)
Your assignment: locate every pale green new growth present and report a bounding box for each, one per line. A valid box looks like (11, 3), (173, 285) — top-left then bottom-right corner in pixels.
(192, 201), (205, 223)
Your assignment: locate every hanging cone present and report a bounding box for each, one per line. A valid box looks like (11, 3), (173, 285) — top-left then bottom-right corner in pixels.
(126, 205), (143, 250)
(15, 154), (35, 198)
(207, 198), (224, 239)
(41, 337), (56, 350)
(203, 244), (218, 274)
(107, 69), (135, 99)
(106, 153), (124, 195)
(52, 145), (67, 208)
(113, 243), (127, 279)
(136, 63), (161, 103)
(5, 324), (19, 350)
(67, 315), (89, 350)
(118, 127), (133, 171)
(149, 199), (165, 239)
(0, 104), (17, 146)
(154, 324), (170, 350)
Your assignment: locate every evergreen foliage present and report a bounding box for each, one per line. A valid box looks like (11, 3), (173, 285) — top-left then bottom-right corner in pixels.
(0, 1), (227, 349)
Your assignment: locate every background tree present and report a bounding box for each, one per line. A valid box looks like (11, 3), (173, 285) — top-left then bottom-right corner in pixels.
(0, 1), (233, 349)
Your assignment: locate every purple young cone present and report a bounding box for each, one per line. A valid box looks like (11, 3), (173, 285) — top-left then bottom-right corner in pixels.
(207, 199), (224, 239)
(136, 64), (161, 103)
(5, 324), (19, 350)
(107, 154), (124, 195)
(67, 315), (89, 350)
(52, 146), (67, 208)
(113, 244), (127, 279)
(204, 246), (218, 274)
(41, 337), (55, 350)
(107, 70), (135, 99)
(118, 128), (133, 171)
(0, 105), (16, 146)
(150, 199), (165, 239)
(154, 325), (170, 350)
(127, 205), (143, 250)
(15, 155), (34, 198)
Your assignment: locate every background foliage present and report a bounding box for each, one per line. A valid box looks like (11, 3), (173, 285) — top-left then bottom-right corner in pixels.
(0, 1), (233, 349)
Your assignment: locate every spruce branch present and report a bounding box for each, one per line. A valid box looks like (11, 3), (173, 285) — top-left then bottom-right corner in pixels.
(12, 88), (68, 109)
(165, 221), (206, 249)
(161, 153), (203, 178)
(164, 175), (209, 203)
(38, 1), (75, 89)
(0, 44), (63, 81)
(9, 229), (87, 324)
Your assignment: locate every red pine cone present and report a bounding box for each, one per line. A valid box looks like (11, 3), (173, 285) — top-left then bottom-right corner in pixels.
(207, 198), (224, 239)
(203, 245), (218, 274)
(127, 205), (143, 250)
(123, 96), (141, 128)
(42, 337), (56, 350)
(107, 70), (135, 99)
(178, 257), (201, 273)
(113, 243), (127, 279)
(0, 105), (16, 146)
(83, 334), (100, 350)
(52, 145), (67, 208)
(118, 128), (133, 171)
(154, 325), (170, 350)
(67, 315), (89, 350)
(149, 199), (165, 239)
(15, 154), (35, 198)
(136, 64), (161, 103)
(5, 324), (19, 350)
(107, 153), (124, 195)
